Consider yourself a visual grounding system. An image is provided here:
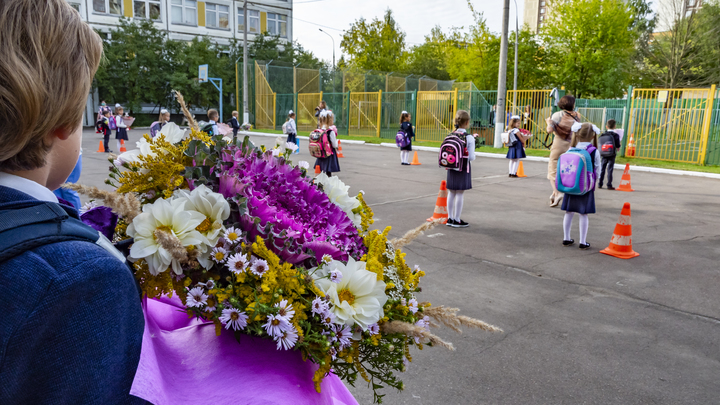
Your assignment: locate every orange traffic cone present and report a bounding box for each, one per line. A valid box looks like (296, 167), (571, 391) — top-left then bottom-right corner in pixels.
(516, 161), (527, 178)
(337, 140), (345, 158)
(119, 139), (127, 153)
(97, 141), (105, 153)
(600, 202), (639, 259)
(626, 134), (636, 157)
(314, 165), (322, 175)
(410, 151), (421, 165)
(616, 164), (634, 192)
(426, 180), (448, 224)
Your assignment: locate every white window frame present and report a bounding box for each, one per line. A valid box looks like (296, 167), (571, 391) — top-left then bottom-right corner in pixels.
(93, 0), (123, 15)
(171, 0), (197, 26)
(206, 3), (230, 29)
(133, 0), (162, 21)
(267, 13), (287, 37)
(237, 8), (260, 33)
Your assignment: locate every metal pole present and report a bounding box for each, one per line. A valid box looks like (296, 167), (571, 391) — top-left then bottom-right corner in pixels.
(242, 0), (249, 126)
(512, 0), (519, 110)
(494, 0), (511, 148)
(319, 29), (335, 69)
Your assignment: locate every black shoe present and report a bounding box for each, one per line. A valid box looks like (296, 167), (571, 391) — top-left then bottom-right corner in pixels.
(579, 243), (591, 250)
(446, 219), (456, 227)
(455, 220), (469, 228)
(598, 184), (603, 189)
(563, 239), (575, 246)
(511, 174), (518, 178)
(607, 186), (615, 190)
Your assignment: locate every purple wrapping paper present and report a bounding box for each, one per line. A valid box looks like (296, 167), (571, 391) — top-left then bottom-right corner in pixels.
(130, 296), (359, 405)
(80, 207), (118, 240)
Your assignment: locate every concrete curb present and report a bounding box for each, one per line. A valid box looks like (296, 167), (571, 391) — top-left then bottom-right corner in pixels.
(238, 131), (367, 145)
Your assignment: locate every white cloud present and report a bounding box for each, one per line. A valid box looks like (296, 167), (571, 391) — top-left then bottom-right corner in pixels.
(293, 0), (525, 67)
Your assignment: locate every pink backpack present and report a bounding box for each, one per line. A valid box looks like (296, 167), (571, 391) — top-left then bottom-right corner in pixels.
(308, 128), (334, 158)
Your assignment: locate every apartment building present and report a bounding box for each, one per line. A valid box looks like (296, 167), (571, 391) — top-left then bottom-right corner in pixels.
(68, 0), (293, 124)
(523, 0), (547, 33)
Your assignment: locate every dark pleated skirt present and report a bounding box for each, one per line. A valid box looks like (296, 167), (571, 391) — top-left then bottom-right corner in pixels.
(115, 127), (128, 140)
(506, 141), (526, 159)
(447, 166), (472, 190)
(315, 146), (340, 173)
(400, 138), (413, 151)
(561, 189), (596, 214)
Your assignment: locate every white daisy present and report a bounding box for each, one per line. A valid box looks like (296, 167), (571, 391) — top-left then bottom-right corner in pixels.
(251, 259), (269, 277)
(79, 201), (98, 215)
(205, 296), (218, 312)
(413, 265), (421, 273)
(219, 307), (248, 331)
(224, 226), (242, 244)
(263, 314), (291, 338)
(199, 279), (216, 290)
(329, 268), (342, 283)
(275, 327), (299, 350)
(321, 254), (333, 264)
(311, 296), (329, 316)
(211, 247), (228, 263)
(401, 298), (407, 306)
(368, 323), (380, 335)
(320, 310), (336, 327)
(185, 287), (208, 308)
(285, 142), (299, 152)
(408, 298), (419, 314)
(298, 161), (310, 170)
(226, 253), (249, 274)
(275, 299), (295, 321)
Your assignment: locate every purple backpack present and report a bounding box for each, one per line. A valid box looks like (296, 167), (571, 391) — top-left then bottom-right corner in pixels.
(556, 146), (596, 195)
(396, 130), (410, 148)
(438, 132), (468, 172)
(108, 115), (117, 130)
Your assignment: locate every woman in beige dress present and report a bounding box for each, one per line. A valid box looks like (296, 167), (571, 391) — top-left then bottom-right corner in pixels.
(545, 95), (581, 207)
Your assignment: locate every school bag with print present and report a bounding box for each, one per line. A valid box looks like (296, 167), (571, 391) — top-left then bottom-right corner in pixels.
(395, 129), (410, 148)
(438, 132), (468, 172)
(556, 146), (597, 195)
(308, 128), (334, 158)
(108, 116), (117, 130)
(598, 133), (616, 158)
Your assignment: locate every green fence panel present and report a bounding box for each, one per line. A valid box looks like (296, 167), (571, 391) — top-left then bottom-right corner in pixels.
(274, 93), (296, 131)
(705, 98), (720, 166)
(323, 92), (349, 134)
(379, 91), (416, 140)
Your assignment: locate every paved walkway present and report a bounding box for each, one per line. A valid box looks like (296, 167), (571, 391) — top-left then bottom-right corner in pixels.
(80, 129), (720, 404)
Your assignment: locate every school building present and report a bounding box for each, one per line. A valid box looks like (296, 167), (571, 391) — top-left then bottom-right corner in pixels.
(66, 0), (293, 125)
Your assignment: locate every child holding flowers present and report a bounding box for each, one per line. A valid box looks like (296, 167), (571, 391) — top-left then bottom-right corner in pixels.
(315, 110), (340, 176)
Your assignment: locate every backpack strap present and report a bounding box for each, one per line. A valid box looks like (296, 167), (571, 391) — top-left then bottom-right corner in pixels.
(0, 202), (110, 263)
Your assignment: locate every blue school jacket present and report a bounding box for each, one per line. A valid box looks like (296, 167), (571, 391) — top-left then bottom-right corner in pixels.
(0, 186), (146, 404)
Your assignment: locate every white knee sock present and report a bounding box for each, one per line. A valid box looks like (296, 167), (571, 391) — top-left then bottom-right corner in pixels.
(509, 160), (514, 174)
(116, 140), (122, 152)
(563, 212), (574, 240)
(579, 214), (589, 245)
(400, 151), (405, 163)
(447, 190), (456, 221)
(405, 151), (410, 163)
(513, 159), (520, 174)
(454, 190), (464, 221)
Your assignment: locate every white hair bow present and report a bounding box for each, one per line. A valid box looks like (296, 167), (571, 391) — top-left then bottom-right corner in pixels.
(401, 110), (408, 114)
(571, 122), (602, 135)
(160, 109), (169, 114)
(288, 110), (294, 115)
(511, 115), (521, 120)
(319, 110), (334, 118)
(115, 103), (122, 108)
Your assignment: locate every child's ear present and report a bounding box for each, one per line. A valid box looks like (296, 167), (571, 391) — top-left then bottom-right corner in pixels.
(51, 126), (72, 141)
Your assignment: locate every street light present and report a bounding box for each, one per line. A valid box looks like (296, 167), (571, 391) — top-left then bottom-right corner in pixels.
(318, 28), (335, 69)
(512, 0), (519, 112)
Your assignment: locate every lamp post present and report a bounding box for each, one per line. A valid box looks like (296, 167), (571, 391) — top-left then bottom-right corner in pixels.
(242, 1), (249, 126)
(318, 28), (335, 69)
(512, 0), (519, 112)
(494, 0), (511, 148)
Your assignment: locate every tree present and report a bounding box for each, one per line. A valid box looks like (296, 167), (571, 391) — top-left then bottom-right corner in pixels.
(95, 18), (173, 113)
(404, 27), (451, 80)
(542, 0), (638, 98)
(340, 9), (407, 72)
(692, 0), (720, 86)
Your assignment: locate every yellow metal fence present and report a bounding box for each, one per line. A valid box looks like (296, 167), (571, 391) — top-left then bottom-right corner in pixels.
(348, 92), (381, 137)
(255, 61), (275, 129)
(415, 90), (456, 141)
(297, 92), (322, 132)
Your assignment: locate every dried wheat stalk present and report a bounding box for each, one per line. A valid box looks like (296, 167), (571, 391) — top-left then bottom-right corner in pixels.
(173, 90), (198, 131)
(63, 184), (141, 222)
(390, 219), (443, 250)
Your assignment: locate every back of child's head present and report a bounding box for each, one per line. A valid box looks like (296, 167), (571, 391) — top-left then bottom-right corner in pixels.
(320, 100), (327, 110)
(319, 110), (334, 127)
(400, 111), (410, 123)
(571, 122), (599, 147)
(0, 0), (102, 171)
(103, 110), (112, 116)
(507, 116), (521, 130)
(232, 110), (239, 117)
(288, 110), (295, 118)
(454, 110), (470, 129)
(208, 109), (219, 121)
(606, 119), (616, 130)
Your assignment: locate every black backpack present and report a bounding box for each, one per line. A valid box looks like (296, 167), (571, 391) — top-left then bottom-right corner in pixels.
(0, 201), (125, 263)
(201, 123), (215, 136)
(599, 132), (617, 158)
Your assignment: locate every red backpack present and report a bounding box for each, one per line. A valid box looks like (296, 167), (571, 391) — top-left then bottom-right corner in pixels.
(308, 128), (334, 158)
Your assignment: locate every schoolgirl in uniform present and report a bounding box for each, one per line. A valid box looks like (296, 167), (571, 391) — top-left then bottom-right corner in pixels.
(114, 105), (128, 152)
(446, 110), (476, 228)
(150, 109), (171, 138)
(285, 110), (298, 154)
(506, 115), (526, 177)
(315, 110), (340, 176)
(399, 111), (415, 165)
(562, 122), (601, 249)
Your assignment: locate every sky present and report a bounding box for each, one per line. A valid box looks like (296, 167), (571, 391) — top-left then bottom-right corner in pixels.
(291, 0), (526, 66)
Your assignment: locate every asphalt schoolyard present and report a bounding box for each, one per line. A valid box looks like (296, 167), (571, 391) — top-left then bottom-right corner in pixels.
(79, 129), (720, 404)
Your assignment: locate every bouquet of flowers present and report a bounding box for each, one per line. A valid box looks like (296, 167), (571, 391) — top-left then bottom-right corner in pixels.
(70, 92), (500, 404)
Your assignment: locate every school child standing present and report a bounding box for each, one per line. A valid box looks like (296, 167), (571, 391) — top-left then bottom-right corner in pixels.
(96, 109), (112, 153)
(229, 110), (240, 140)
(314, 110), (340, 176)
(561, 123), (601, 249)
(598, 119), (622, 190)
(150, 109), (170, 138)
(284, 110), (299, 153)
(505, 115), (527, 177)
(444, 110), (476, 228)
(399, 111), (415, 165)
(114, 105), (128, 152)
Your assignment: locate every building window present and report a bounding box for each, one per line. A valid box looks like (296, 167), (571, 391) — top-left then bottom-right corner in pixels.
(237, 8), (260, 33)
(69, 2), (81, 12)
(540, 7), (545, 13)
(540, 0), (545, 5)
(206, 3), (230, 29)
(267, 13), (287, 37)
(171, 0), (197, 25)
(134, 0), (161, 20)
(539, 15), (544, 21)
(93, 0), (122, 15)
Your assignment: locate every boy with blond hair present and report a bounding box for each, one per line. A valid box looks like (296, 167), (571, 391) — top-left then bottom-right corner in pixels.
(0, 1), (145, 403)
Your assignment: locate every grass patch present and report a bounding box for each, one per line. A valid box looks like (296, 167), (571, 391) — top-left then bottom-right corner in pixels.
(249, 129), (720, 174)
